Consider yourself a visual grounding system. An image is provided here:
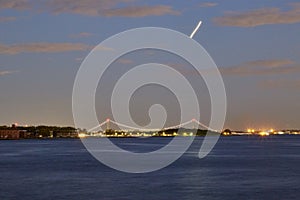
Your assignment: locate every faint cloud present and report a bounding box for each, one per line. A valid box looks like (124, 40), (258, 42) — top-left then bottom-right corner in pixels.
(0, 16), (16, 22)
(221, 59), (300, 75)
(44, 0), (126, 16)
(93, 45), (114, 51)
(75, 57), (84, 62)
(70, 32), (94, 38)
(260, 79), (300, 90)
(0, 0), (179, 17)
(0, 0), (30, 10)
(214, 3), (300, 27)
(143, 49), (156, 55)
(165, 63), (186, 69)
(238, 59), (294, 68)
(104, 5), (180, 17)
(164, 63), (188, 74)
(43, 0), (178, 17)
(0, 70), (19, 76)
(0, 42), (92, 55)
(163, 62), (205, 76)
(199, 2), (218, 8)
(117, 58), (133, 64)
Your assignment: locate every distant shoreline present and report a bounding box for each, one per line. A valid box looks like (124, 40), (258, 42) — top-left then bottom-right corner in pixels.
(1, 134), (299, 141)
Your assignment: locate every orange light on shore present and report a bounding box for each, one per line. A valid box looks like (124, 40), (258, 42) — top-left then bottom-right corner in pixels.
(78, 133), (87, 138)
(259, 131), (269, 136)
(247, 129), (255, 133)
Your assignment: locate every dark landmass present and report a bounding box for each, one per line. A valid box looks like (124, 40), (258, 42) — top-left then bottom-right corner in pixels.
(0, 125), (299, 140)
(0, 125), (77, 139)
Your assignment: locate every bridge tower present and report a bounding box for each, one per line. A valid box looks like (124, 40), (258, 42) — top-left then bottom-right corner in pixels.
(192, 118), (196, 130)
(106, 118), (110, 131)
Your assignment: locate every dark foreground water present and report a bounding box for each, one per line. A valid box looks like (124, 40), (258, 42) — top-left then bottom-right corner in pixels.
(0, 136), (299, 200)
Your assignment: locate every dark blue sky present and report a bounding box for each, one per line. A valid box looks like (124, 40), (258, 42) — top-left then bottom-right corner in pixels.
(0, 0), (300, 130)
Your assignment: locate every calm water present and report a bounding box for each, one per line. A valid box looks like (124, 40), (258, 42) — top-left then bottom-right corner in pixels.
(0, 136), (299, 200)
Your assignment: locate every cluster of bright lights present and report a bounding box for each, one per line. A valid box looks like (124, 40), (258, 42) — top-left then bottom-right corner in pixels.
(247, 128), (275, 136)
(258, 131), (269, 137)
(247, 129), (255, 133)
(78, 133), (87, 138)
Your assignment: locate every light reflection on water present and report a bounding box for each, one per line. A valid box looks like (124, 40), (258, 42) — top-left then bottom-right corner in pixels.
(0, 136), (299, 200)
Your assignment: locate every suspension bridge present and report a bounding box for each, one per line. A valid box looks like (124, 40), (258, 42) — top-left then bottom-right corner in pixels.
(87, 118), (220, 135)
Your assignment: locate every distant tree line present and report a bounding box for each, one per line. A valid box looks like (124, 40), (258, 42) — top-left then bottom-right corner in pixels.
(0, 125), (77, 138)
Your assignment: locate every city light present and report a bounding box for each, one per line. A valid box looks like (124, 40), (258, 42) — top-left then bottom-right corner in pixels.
(259, 131), (269, 137)
(247, 128), (255, 133)
(78, 133), (87, 138)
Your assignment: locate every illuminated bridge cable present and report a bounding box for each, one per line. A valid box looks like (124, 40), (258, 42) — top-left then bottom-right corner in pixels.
(161, 120), (194, 130)
(87, 118), (219, 133)
(87, 120), (108, 132)
(111, 119), (195, 132)
(194, 120), (219, 132)
(110, 119), (161, 132)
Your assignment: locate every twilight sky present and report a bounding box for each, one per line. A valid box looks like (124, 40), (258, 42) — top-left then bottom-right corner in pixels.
(0, 0), (300, 130)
